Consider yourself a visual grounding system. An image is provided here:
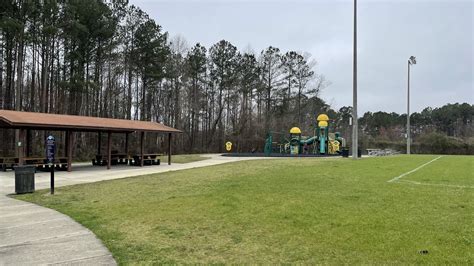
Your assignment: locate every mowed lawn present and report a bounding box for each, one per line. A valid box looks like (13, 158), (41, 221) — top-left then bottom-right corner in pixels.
(159, 154), (211, 164)
(15, 155), (473, 264)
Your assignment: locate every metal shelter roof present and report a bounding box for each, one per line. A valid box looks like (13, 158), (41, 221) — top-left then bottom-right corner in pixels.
(0, 110), (181, 133)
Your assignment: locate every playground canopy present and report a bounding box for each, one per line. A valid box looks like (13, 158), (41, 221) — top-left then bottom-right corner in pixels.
(0, 110), (181, 171)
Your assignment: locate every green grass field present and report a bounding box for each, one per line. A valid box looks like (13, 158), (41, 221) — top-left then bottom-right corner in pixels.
(160, 154), (210, 164)
(15, 155), (473, 264)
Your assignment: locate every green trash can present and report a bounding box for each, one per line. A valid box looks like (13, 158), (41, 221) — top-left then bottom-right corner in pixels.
(15, 165), (35, 194)
(341, 149), (349, 158)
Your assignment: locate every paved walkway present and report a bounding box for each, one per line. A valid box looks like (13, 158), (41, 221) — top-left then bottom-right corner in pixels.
(0, 154), (267, 265)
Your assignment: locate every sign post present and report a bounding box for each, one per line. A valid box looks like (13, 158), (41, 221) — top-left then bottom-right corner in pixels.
(46, 135), (55, 194)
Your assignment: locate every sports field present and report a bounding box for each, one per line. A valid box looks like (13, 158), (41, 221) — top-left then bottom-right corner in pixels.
(16, 155), (473, 264)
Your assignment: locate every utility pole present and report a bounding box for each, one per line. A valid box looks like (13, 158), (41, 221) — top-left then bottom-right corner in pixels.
(407, 56), (416, 154)
(352, 0), (358, 159)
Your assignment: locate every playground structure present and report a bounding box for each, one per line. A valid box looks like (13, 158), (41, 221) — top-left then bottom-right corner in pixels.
(264, 114), (346, 156)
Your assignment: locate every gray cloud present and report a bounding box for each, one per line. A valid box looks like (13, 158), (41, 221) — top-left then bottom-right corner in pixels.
(130, 0), (473, 114)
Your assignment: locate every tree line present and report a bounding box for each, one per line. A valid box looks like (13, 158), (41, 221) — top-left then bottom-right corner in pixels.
(0, 0), (327, 154)
(352, 103), (473, 154)
(1, 0), (472, 157)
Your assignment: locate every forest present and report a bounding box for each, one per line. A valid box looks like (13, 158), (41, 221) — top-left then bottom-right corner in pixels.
(1, 0), (473, 157)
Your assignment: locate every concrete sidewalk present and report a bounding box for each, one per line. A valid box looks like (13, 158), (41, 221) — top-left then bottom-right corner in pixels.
(0, 154), (267, 265)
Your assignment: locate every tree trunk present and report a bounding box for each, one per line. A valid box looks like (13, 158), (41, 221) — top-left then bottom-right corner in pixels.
(15, 31), (25, 111)
(30, 41), (36, 111)
(42, 36), (51, 113)
(0, 32), (3, 109)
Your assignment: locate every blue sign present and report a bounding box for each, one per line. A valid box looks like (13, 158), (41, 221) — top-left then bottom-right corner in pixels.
(46, 135), (55, 164)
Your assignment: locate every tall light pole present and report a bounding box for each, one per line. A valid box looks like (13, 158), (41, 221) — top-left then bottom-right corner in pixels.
(407, 56), (416, 154)
(352, 0), (358, 159)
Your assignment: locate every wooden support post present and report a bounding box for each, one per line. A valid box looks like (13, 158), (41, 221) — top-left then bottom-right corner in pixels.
(65, 131), (69, 158)
(26, 129), (31, 157)
(66, 131), (73, 172)
(63, 131), (67, 158)
(18, 129), (25, 166)
(168, 133), (172, 165)
(140, 131), (144, 167)
(107, 131), (112, 170)
(125, 132), (129, 155)
(97, 132), (102, 155)
(125, 132), (130, 165)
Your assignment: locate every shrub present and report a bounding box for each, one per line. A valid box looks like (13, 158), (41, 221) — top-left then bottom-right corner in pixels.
(360, 132), (473, 155)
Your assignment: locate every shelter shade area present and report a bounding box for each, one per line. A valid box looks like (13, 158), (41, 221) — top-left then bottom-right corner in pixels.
(0, 110), (181, 171)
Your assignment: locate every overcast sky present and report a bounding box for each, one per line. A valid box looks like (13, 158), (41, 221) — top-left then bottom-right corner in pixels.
(129, 0), (473, 114)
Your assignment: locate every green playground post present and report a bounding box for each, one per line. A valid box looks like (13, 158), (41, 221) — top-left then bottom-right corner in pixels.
(264, 132), (273, 156)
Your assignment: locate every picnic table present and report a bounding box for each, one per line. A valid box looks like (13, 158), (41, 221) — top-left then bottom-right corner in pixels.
(93, 154), (130, 166)
(24, 157), (68, 171)
(1, 157), (68, 171)
(131, 154), (162, 166)
(1, 157), (19, 171)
